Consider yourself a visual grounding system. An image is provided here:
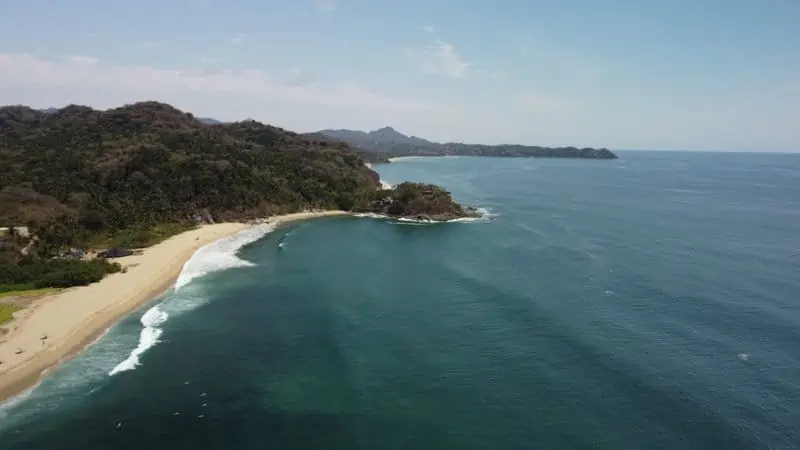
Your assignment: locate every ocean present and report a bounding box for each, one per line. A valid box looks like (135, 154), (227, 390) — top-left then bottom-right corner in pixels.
(1, 152), (799, 449)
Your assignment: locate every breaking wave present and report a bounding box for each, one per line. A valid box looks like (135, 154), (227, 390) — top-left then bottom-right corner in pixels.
(175, 224), (276, 289)
(108, 223), (275, 376)
(108, 307), (167, 375)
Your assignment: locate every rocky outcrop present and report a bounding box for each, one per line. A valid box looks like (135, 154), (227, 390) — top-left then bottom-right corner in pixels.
(361, 182), (480, 222)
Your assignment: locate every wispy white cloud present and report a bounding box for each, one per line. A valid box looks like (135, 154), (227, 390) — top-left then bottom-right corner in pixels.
(141, 41), (160, 49)
(407, 40), (470, 79)
(230, 33), (247, 46)
(286, 67), (318, 87)
(60, 54), (100, 65)
(200, 57), (223, 65)
(406, 27), (472, 79)
(0, 53), (446, 113)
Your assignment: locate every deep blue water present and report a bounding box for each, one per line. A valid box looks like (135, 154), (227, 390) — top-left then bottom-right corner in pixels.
(1, 152), (799, 449)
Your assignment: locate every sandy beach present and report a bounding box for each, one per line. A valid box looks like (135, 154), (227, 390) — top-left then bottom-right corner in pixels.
(0, 210), (350, 403)
(364, 162), (394, 190)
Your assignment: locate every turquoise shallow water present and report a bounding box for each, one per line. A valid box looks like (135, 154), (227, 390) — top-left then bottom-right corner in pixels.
(1, 152), (799, 449)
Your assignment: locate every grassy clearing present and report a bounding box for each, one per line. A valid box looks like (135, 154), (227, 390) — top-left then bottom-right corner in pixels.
(0, 287), (62, 299)
(0, 303), (21, 326)
(87, 223), (197, 249)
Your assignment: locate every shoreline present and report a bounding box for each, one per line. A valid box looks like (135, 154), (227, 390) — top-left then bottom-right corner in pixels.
(364, 162), (394, 189)
(0, 210), (350, 404)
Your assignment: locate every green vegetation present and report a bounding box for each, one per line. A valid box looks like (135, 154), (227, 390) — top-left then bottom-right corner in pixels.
(0, 257), (122, 292)
(0, 101), (475, 290)
(0, 287), (61, 299)
(0, 102), (380, 236)
(359, 182), (480, 221)
(86, 223), (197, 249)
(0, 101), (380, 260)
(0, 303), (20, 327)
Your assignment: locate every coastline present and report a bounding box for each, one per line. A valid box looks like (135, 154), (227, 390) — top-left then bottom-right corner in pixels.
(364, 162), (394, 189)
(0, 210), (350, 404)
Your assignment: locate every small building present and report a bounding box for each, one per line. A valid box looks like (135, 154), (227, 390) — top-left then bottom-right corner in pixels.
(0, 226), (30, 238)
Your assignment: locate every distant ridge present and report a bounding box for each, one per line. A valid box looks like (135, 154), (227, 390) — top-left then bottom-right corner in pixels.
(320, 126), (435, 148)
(39, 107), (225, 126)
(317, 127), (618, 160)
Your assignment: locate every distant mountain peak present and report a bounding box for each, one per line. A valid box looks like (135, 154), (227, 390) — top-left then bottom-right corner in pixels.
(316, 127), (437, 149)
(374, 126), (398, 132)
(369, 126), (409, 140)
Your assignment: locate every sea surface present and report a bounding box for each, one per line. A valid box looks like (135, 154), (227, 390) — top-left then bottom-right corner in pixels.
(1, 152), (799, 449)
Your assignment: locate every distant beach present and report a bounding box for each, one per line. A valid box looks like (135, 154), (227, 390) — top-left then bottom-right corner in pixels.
(364, 162), (394, 190)
(0, 211), (350, 403)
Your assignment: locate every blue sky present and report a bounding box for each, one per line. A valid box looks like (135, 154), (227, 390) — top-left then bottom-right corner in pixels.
(1, 0), (798, 151)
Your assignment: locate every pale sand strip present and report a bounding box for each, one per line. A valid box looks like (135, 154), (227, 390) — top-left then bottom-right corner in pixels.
(0, 210), (350, 403)
(364, 162), (394, 190)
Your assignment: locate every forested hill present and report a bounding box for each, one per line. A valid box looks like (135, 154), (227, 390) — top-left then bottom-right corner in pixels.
(318, 127), (618, 160)
(0, 101), (382, 232)
(0, 102), (477, 292)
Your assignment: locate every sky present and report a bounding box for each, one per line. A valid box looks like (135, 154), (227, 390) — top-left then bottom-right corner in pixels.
(0, 0), (798, 151)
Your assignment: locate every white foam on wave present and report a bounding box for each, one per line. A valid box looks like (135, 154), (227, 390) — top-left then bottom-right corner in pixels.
(387, 156), (432, 162)
(0, 380), (38, 421)
(276, 229), (294, 249)
(396, 207), (497, 224)
(0, 323), (122, 424)
(175, 223), (275, 289)
(388, 221), (428, 226)
(108, 306), (167, 375)
(353, 212), (386, 219)
(109, 223), (276, 376)
(354, 207), (496, 224)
